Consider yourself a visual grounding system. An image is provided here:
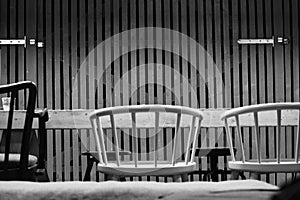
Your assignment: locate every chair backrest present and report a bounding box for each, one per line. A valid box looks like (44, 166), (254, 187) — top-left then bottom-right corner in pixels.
(89, 105), (203, 171)
(221, 103), (300, 172)
(0, 81), (37, 176)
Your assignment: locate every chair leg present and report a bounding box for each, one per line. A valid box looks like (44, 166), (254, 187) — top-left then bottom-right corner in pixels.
(172, 175), (182, 182)
(230, 170), (240, 180)
(106, 174), (120, 181)
(250, 172), (260, 180)
(181, 174), (189, 182)
(36, 168), (50, 182)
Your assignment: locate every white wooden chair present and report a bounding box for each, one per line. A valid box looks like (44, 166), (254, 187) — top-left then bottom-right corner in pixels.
(221, 103), (300, 179)
(89, 105), (203, 181)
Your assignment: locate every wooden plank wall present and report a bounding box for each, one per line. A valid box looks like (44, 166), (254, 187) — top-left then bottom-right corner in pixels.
(0, 0), (299, 185)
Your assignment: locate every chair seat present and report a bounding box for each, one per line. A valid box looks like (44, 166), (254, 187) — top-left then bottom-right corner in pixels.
(97, 161), (197, 176)
(229, 159), (300, 173)
(0, 153), (38, 169)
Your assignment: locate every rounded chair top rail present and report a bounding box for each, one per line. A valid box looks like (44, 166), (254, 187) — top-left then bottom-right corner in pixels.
(89, 104), (203, 120)
(221, 102), (300, 120)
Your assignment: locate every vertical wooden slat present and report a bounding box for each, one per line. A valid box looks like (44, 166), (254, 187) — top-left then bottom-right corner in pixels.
(88, 0), (95, 109)
(163, 0), (172, 106)
(206, 0), (215, 108)
(104, 0), (112, 107)
(147, 0), (154, 105)
(256, 0), (267, 176)
(0, 0), (8, 85)
(37, 0), (45, 107)
(273, 0), (284, 103)
(78, 0), (88, 180)
(87, 0), (96, 181)
(164, 0), (175, 176)
(95, 0), (104, 109)
(197, 0), (206, 108)
(129, 0), (137, 107)
(256, 0), (266, 104)
(53, 0), (62, 181)
(62, 0), (70, 181)
(214, 0), (223, 108)
(265, 0), (276, 184)
(222, 0), (231, 108)
(26, 0), (37, 83)
(17, 0), (25, 102)
(138, 0), (145, 105)
(45, 0), (53, 181)
(180, 0), (189, 107)
(70, 0), (80, 181)
(291, 0), (299, 102)
(283, 0), (291, 102)
(9, 0), (17, 84)
(283, 0), (293, 176)
(112, 0), (121, 107)
(188, 0), (197, 109)
(231, 0), (240, 108)
(240, 0), (249, 106)
(248, 0), (257, 105)
(121, 0), (129, 106)
(172, 0), (180, 107)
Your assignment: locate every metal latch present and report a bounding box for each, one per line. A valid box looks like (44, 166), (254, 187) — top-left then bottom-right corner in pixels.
(277, 37), (289, 45)
(237, 36), (289, 47)
(0, 36), (27, 48)
(0, 36), (44, 48)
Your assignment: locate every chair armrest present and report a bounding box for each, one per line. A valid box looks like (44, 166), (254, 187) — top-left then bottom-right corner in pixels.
(33, 108), (49, 122)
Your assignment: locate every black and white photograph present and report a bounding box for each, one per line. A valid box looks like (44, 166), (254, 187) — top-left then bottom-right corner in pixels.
(0, 0), (299, 199)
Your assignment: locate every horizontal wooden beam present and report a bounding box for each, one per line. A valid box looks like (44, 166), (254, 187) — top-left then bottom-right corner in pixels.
(0, 109), (298, 129)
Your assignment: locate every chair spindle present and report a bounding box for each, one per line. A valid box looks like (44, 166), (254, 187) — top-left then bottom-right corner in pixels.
(185, 116), (196, 164)
(154, 112), (159, 167)
(235, 115), (245, 163)
(131, 113), (138, 167)
(172, 113), (181, 165)
(110, 114), (120, 166)
(277, 110), (281, 164)
(96, 117), (108, 164)
(253, 112), (261, 163)
(224, 119), (236, 162)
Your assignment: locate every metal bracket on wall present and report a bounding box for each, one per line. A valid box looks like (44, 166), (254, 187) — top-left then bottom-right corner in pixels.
(237, 36), (289, 47)
(0, 36), (44, 48)
(237, 36), (275, 47)
(0, 36), (27, 48)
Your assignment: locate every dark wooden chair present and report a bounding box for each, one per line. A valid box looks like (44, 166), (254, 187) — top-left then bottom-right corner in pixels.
(0, 81), (49, 181)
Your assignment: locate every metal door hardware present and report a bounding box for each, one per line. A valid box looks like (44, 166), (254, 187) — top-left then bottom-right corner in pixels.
(277, 37), (289, 45)
(0, 36), (44, 48)
(0, 36), (27, 47)
(237, 36), (289, 47)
